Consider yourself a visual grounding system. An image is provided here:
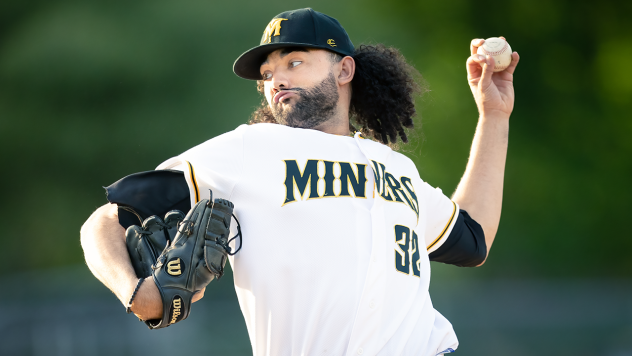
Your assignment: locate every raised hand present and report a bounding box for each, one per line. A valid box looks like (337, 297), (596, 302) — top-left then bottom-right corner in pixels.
(467, 37), (520, 118)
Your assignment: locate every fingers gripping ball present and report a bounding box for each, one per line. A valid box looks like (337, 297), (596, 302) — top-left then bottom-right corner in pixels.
(476, 37), (513, 72)
(145, 198), (237, 329)
(125, 210), (185, 279)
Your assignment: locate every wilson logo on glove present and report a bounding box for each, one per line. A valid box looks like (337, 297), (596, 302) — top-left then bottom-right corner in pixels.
(170, 296), (183, 324)
(167, 258), (183, 276)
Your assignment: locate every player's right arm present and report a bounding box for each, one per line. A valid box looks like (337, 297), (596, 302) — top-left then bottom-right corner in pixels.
(449, 38), (519, 263)
(80, 203), (163, 320)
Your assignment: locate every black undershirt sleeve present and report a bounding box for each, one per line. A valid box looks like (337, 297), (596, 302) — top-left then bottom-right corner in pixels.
(428, 210), (487, 267)
(104, 170), (192, 230)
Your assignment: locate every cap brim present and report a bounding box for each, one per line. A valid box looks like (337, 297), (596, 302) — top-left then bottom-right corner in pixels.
(233, 42), (350, 80)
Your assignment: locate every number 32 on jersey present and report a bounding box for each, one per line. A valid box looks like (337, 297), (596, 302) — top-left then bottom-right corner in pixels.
(394, 225), (421, 277)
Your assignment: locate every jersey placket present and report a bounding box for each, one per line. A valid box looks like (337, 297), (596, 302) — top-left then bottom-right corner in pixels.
(344, 133), (391, 356)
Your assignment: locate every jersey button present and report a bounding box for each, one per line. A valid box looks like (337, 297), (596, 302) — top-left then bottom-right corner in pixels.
(357, 348), (364, 355)
(369, 301), (376, 309)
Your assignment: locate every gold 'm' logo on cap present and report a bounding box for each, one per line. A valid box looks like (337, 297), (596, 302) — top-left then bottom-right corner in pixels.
(327, 39), (336, 47)
(262, 18), (288, 44)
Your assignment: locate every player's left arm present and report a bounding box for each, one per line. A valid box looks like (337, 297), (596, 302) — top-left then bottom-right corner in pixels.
(450, 38), (520, 264)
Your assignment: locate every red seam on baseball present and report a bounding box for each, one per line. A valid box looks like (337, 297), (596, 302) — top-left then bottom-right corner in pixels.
(483, 41), (509, 56)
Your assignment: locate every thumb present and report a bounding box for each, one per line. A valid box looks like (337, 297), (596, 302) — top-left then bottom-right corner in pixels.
(192, 287), (206, 303)
(479, 55), (495, 90)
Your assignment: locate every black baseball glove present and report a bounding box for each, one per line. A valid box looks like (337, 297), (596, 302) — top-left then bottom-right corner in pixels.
(126, 210), (185, 279)
(125, 193), (241, 329)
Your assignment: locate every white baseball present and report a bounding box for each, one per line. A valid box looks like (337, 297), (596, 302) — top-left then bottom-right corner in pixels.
(476, 37), (513, 72)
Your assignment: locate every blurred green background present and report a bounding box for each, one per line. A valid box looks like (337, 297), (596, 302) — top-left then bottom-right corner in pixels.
(1, 0), (630, 355)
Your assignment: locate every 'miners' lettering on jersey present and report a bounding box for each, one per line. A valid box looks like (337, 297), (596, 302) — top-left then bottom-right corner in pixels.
(282, 159), (419, 219)
(283, 159), (367, 205)
(372, 160), (419, 219)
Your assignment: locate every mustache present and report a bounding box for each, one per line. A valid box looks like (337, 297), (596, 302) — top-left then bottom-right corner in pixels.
(278, 87), (305, 93)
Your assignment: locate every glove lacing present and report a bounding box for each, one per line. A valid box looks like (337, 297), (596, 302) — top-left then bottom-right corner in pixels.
(223, 213), (242, 256)
(137, 220), (171, 235)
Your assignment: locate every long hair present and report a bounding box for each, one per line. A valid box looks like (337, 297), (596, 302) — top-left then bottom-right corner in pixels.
(250, 44), (427, 145)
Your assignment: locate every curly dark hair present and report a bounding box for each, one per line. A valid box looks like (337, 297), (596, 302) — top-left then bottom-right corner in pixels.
(249, 44), (426, 145)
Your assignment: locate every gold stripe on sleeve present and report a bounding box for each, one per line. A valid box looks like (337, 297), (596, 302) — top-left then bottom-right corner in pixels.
(186, 160), (200, 203)
(426, 201), (457, 251)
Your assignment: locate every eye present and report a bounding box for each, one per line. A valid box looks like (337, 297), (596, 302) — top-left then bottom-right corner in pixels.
(262, 72), (273, 80)
(290, 61), (302, 68)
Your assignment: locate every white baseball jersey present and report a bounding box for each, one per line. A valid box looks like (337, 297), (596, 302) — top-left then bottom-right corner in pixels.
(157, 123), (459, 356)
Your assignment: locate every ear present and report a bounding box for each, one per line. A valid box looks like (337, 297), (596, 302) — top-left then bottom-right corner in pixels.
(337, 56), (355, 86)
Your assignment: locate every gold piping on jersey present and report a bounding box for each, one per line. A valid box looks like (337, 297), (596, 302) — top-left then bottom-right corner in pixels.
(426, 201), (457, 251)
(186, 160), (200, 203)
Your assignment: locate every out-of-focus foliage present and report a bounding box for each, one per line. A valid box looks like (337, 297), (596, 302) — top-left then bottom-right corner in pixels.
(0, 0), (630, 278)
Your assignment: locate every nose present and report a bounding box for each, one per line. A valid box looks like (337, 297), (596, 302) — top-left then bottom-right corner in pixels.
(270, 69), (290, 93)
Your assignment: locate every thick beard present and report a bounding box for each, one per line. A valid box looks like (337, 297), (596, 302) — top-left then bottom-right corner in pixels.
(270, 72), (339, 129)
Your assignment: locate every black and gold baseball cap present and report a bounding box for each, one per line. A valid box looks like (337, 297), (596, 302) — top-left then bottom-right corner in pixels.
(233, 8), (355, 80)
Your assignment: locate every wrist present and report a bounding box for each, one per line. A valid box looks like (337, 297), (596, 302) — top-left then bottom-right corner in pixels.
(479, 110), (511, 122)
(126, 278), (145, 314)
(130, 277), (163, 320)
(116, 275), (142, 307)
(479, 113), (510, 130)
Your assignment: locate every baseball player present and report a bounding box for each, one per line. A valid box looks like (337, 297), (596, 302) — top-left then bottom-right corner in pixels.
(81, 8), (519, 355)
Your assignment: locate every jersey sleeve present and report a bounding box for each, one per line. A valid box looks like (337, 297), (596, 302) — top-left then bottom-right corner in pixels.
(156, 125), (246, 206)
(418, 181), (459, 254)
(154, 159), (203, 208)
